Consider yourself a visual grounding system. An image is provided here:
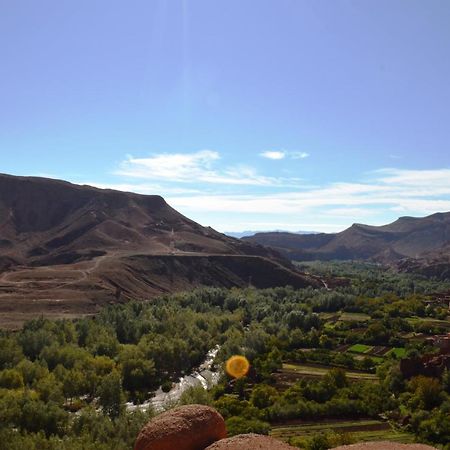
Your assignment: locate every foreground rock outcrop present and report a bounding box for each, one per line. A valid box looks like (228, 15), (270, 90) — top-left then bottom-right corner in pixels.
(134, 405), (226, 450)
(134, 405), (438, 450)
(204, 433), (295, 449)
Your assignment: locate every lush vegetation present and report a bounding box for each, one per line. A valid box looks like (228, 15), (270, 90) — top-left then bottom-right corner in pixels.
(1, 262), (450, 449)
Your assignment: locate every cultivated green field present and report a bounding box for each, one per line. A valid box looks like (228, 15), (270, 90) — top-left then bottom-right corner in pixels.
(386, 347), (407, 358)
(348, 344), (373, 353)
(271, 419), (416, 445)
(282, 363), (378, 381)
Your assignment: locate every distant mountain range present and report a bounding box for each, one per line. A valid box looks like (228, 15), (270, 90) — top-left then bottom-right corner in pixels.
(0, 173), (321, 328)
(224, 230), (318, 239)
(243, 213), (450, 279)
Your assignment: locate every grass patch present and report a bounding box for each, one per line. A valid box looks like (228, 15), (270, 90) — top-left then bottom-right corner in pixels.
(339, 312), (371, 322)
(348, 344), (373, 354)
(350, 429), (415, 444)
(319, 312), (338, 320)
(386, 347), (406, 358)
(352, 355), (384, 364)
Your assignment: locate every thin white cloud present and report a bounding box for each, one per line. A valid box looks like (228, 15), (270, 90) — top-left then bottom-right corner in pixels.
(116, 150), (220, 182)
(259, 150), (309, 160)
(375, 168), (450, 187)
(291, 152), (310, 159)
(107, 160), (450, 232)
(260, 151), (286, 160)
(86, 182), (202, 195)
(165, 168), (450, 217)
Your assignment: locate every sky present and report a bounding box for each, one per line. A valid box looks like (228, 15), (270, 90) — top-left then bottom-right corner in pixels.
(1, 0), (450, 233)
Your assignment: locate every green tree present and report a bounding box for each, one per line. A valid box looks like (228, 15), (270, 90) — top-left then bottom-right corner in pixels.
(0, 369), (24, 389)
(0, 337), (23, 369)
(306, 433), (330, 450)
(98, 370), (124, 418)
(119, 345), (156, 392)
(409, 376), (442, 410)
(323, 368), (348, 389)
(250, 384), (278, 409)
(62, 369), (88, 402)
(225, 416), (270, 437)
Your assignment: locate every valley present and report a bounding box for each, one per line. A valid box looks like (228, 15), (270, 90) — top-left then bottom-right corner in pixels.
(1, 174), (450, 449)
(1, 262), (450, 448)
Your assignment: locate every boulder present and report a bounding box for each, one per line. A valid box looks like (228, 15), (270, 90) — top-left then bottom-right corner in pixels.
(134, 404), (227, 450)
(204, 433), (296, 449)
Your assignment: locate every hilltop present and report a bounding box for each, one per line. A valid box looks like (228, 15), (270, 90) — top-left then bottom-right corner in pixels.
(0, 174), (321, 328)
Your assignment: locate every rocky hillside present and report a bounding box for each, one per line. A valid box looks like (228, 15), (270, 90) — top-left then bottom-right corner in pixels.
(244, 212), (450, 265)
(0, 174), (321, 328)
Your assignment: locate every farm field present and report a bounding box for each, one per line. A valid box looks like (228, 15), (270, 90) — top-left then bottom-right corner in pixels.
(348, 344), (373, 353)
(346, 344), (406, 360)
(270, 419), (415, 444)
(319, 311), (372, 322)
(281, 363), (378, 381)
(386, 347), (407, 358)
(406, 316), (450, 328)
(339, 312), (371, 322)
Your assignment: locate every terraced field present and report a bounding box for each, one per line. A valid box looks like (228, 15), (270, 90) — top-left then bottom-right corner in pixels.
(339, 312), (371, 322)
(270, 419), (415, 444)
(344, 343), (406, 362)
(407, 316), (450, 329)
(281, 363), (378, 381)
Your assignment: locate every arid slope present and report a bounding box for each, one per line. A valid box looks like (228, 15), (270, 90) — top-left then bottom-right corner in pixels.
(0, 174), (320, 328)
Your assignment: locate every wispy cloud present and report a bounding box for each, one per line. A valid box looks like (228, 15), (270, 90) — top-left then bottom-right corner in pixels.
(259, 150), (309, 160)
(86, 182), (202, 195)
(108, 154), (450, 232)
(116, 150), (220, 182)
(375, 168), (450, 188)
(260, 151), (286, 160)
(291, 151), (310, 159)
(116, 150), (303, 187)
(164, 167), (450, 220)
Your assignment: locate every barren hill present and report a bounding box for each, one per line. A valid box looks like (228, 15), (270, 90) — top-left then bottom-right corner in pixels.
(244, 212), (450, 266)
(0, 174), (321, 328)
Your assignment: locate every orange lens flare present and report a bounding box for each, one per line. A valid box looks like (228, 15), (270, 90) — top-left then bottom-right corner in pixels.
(225, 355), (250, 379)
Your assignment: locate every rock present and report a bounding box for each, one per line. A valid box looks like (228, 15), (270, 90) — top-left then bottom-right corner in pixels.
(333, 443), (437, 450)
(204, 433), (296, 449)
(134, 404), (227, 450)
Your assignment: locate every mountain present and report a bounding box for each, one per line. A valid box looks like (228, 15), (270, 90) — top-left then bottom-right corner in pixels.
(224, 230), (318, 239)
(0, 173), (321, 328)
(397, 243), (450, 279)
(243, 212), (450, 266)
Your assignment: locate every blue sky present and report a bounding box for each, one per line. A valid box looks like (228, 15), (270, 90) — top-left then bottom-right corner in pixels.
(1, 0), (450, 232)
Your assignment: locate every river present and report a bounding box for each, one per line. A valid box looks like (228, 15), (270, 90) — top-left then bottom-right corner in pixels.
(126, 345), (221, 413)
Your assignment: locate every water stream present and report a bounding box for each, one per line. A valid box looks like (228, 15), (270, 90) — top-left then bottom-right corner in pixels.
(126, 345), (221, 413)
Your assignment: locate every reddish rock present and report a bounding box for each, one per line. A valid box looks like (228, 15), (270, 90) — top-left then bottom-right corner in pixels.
(204, 433), (296, 449)
(134, 404), (227, 450)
